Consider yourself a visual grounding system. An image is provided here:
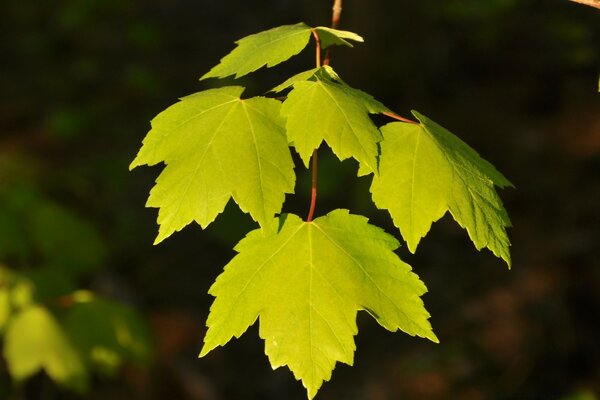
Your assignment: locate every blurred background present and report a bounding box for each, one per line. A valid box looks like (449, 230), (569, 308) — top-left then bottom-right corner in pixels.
(1, 0), (599, 399)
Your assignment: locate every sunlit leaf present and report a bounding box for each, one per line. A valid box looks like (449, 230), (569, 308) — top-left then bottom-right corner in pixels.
(201, 210), (436, 399)
(371, 111), (512, 265)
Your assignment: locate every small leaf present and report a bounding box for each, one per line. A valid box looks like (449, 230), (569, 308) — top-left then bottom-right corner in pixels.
(371, 111), (512, 266)
(200, 209), (436, 399)
(202, 23), (312, 80)
(201, 24), (364, 80)
(131, 86), (295, 243)
(3, 305), (88, 392)
(280, 67), (388, 175)
(314, 27), (364, 48)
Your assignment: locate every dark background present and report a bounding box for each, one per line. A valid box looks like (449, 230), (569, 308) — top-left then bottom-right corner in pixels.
(1, 0), (599, 399)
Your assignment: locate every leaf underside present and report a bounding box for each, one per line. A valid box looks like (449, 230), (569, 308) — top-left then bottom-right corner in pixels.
(371, 111), (513, 266)
(200, 209), (437, 399)
(130, 86), (295, 243)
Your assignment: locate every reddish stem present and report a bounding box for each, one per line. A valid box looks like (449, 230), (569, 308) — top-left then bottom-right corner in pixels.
(324, 0), (343, 65)
(307, 150), (318, 222)
(306, 0), (344, 222)
(311, 29), (322, 67)
(331, 0), (343, 28)
(383, 111), (419, 124)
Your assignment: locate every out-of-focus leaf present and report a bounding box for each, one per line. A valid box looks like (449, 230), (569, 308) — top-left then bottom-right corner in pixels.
(24, 266), (77, 301)
(65, 298), (153, 375)
(0, 266), (34, 330)
(3, 305), (88, 392)
(0, 185), (106, 277)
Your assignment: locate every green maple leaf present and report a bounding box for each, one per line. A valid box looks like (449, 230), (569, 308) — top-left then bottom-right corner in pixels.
(371, 111), (513, 266)
(130, 86), (295, 243)
(3, 305), (88, 392)
(201, 23), (363, 80)
(200, 209), (437, 399)
(280, 67), (388, 176)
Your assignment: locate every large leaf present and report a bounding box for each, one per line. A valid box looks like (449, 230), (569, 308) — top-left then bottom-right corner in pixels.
(130, 86), (295, 243)
(200, 209), (437, 399)
(201, 23), (363, 80)
(3, 305), (88, 392)
(371, 111), (512, 266)
(280, 68), (388, 175)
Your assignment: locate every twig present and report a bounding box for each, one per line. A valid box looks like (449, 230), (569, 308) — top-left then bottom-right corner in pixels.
(331, 0), (343, 29)
(569, 0), (600, 9)
(323, 0), (343, 65)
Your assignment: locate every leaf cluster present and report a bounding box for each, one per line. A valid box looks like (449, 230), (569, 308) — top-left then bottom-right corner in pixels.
(131, 23), (513, 399)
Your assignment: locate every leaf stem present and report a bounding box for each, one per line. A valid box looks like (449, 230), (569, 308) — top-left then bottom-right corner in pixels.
(307, 150), (318, 222)
(311, 29), (322, 68)
(383, 111), (419, 124)
(306, 0), (343, 222)
(306, 30), (323, 222)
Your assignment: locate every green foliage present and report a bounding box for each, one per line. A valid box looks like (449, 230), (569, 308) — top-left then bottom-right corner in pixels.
(132, 22), (512, 399)
(0, 184), (153, 393)
(65, 297), (153, 375)
(0, 264), (153, 391)
(0, 185), (105, 277)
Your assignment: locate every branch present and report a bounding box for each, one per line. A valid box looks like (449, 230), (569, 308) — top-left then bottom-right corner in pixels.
(569, 0), (600, 9)
(323, 0), (343, 66)
(331, 0), (343, 29)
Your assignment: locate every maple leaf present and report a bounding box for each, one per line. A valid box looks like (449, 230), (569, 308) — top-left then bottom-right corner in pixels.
(280, 67), (388, 176)
(200, 209), (437, 399)
(371, 111), (513, 266)
(130, 86), (295, 243)
(201, 23), (363, 80)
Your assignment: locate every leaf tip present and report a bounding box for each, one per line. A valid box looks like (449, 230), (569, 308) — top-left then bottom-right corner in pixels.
(199, 70), (215, 81)
(153, 229), (170, 245)
(198, 345), (211, 358)
(128, 162), (137, 171)
(428, 331), (440, 344)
